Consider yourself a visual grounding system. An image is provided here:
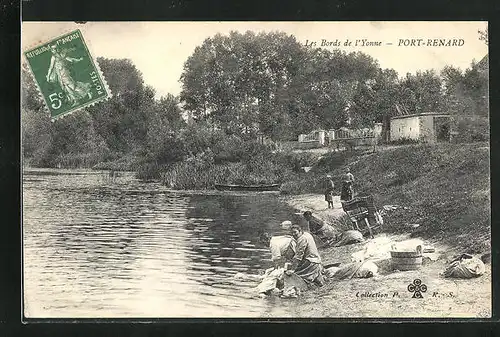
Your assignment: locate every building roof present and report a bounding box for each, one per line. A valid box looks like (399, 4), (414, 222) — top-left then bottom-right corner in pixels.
(391, 112), (451, 120)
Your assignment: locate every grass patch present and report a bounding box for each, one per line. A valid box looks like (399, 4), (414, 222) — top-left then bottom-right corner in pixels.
(318, 142), (490, 253)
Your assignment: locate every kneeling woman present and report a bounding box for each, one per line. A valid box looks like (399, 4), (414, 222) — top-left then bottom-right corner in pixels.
(286, 224), (325, 287)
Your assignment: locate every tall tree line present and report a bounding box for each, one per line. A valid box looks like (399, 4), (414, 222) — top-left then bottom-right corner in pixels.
(22, 58), (185, 167)
(22, 30), (488, 168)
(179, 31), (488, 140)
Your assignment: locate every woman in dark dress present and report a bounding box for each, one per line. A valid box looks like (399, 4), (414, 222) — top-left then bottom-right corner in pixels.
(324, 175), (335, 209)
(340, 167), (354, 201)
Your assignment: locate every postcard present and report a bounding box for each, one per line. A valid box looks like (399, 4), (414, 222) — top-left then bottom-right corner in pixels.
(21, 21), (490, 319)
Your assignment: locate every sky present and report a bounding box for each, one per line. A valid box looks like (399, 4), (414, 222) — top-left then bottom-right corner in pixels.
(22, 21), (488, 99)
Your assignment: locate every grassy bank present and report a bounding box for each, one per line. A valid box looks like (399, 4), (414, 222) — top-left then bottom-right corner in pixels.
(282, 142), (490, 318)
(24, 147), (149, 172)
(145, 145), (325, 190)
(287, 142), (490, 253)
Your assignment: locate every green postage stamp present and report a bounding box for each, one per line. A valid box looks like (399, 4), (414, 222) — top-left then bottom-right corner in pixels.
(23, 29), (111, 120)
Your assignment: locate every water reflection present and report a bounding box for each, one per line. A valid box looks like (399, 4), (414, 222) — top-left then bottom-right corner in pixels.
(23, 169), (298, 318)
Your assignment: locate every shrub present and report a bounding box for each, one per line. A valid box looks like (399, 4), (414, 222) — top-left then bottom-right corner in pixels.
(136, 161), (167, 180)
(152, 135), (188, 164)
(312, 150), (363, 174)
(280, 173), (324, 195)
(453, 116), (489, 143)
(212, 135), (247, 163)
(161, 162), (240, 189)
(213, 136), (274, 162)
(277, 151), (322, 173)
(389, 137), (420, 146)
(56, 152), (103, 168)
(157, 145), (296, 189)
(179, 122), (225, 155)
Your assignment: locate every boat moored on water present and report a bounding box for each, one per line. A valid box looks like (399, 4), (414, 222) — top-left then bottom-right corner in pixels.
(214, 184), (281, 192)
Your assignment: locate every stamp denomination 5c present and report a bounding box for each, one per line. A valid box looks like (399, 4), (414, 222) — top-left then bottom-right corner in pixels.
(23, 29), (110, 120)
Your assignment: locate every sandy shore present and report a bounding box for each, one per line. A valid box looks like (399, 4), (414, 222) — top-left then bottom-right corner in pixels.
(276, 193), (491, 318)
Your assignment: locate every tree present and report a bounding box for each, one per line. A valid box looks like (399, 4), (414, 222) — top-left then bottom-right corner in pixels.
(21, 65), (54, 162)
(478, 28), (488, 45)
(291, 49), (380, 131)
(22, 56), (184, 168)
(179, 31), (388, 139)
(463, 63), (488, 117)
(440, 63), (488, 118)
(179, 31), (308, 138)
(441, 66), (472, 115)
(440, 62), (489, 141)
(398, 70), (443, 114)
(147, 93), (185, 151)
(86, 58), (155, 152)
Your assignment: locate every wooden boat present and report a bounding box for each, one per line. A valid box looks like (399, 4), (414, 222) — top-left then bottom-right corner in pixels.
(214, 183), (281, 192)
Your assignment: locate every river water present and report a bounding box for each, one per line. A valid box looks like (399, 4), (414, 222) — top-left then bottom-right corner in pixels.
(23, 169), (301, 318)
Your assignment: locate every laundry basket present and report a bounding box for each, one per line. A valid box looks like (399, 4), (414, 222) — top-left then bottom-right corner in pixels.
(390, 245), (423, 271)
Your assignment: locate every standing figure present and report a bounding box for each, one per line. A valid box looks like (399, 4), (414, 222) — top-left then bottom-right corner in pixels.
(340, 167), (355, 202)
(108, 170), (119, 182)
(324, 175), (335, 209)
(286, 224), (325, 287)
(46, 44), (92, 107)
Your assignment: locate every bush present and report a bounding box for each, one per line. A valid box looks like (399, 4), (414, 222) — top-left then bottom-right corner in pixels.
(161, 162), (238, 189)
(212, 135), (247, 163)
(209, 134), (277, 165)
(280, 173), (324, 195)
(453, 116), (489, 143)
(157, 143), (296, 189)
(389, 137), (420, 146)
(137, 130), (286, 184)
(312, 150), (363, 174)
(151, 135), (188, 164)
(277, 151), (322, 173)
(180, 122), (225, 155)
(57, 152), (105, 168)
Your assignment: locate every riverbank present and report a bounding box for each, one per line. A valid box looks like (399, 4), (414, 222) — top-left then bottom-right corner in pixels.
(276, 142), (491, 317)
(288, 142), (490, 252)
(279, 194), (491, 318)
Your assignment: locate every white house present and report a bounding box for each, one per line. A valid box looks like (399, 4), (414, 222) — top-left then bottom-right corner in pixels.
(390, 112), (451, 143)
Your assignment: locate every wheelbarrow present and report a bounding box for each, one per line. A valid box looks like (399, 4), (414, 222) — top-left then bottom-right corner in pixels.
(341, 195), (382, 239)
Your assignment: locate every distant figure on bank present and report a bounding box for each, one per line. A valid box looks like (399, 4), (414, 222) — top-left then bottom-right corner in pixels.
(303, 211), (336, 245)
(340, 167), (355, 201)
(259, 232), (296, 269)
(108, 170), (120, 182)
(324, 175), (335, 209)
(286, 224), (325, 287)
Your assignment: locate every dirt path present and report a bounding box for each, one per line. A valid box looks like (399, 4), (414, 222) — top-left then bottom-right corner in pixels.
(284, 194), (346, 229)
(278, 194), (492, 318)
